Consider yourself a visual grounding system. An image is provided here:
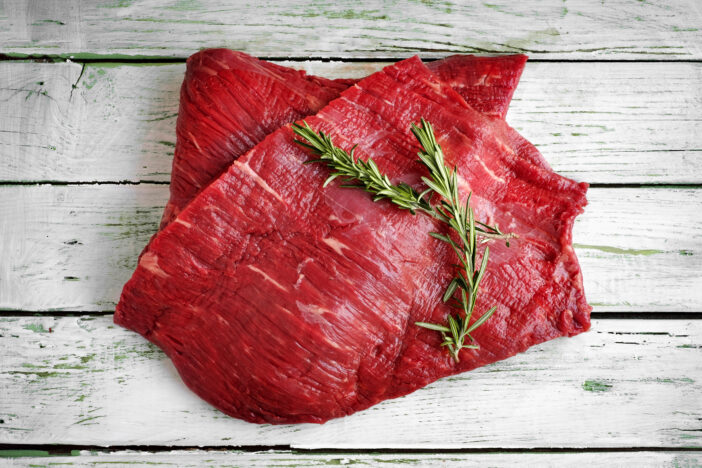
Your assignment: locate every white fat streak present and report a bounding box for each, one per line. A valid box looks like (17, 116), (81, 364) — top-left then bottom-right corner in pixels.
(247, 265), (288, 293)
(212, 58), (231, 71)
(216, 313), (232, 327)
(322, 237), (350, 255)
(424, 78), (443, 92)
(139, 252), (169, 279)
(295, 273), (305, 287)
(234, 159), (285, 204)
(476, 154), (505, 183)
(488, 139), (518, 184)
(296, 301), (327, 316)
(187, 131), (202, 152)
(295, 258), (313, 287)
(174, 218), (192, 228)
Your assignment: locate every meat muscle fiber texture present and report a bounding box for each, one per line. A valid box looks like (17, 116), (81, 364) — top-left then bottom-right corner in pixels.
(115, 57), (590, 424)
(161, 49), (527, 228)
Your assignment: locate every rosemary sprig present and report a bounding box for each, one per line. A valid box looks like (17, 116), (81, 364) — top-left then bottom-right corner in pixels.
(410, 119), (502, 362)
(292, 120), (513, 362)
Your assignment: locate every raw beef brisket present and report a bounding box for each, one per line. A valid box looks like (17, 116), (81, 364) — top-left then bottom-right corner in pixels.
(115, 57), (590, 424)
(161, 49), (527, 228)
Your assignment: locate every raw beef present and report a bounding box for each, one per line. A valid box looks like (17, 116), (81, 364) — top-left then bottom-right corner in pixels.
(161, 49), (527, 228)
(115, 57), (590, 424)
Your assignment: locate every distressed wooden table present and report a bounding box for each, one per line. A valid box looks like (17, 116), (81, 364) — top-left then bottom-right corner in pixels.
(1, 1), (701, 466)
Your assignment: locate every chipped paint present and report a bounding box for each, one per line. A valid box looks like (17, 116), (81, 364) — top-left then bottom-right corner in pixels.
(0, 450), (51, 458)
(573, 244), (664, 256)
(22, 323), (49, 333)
(582, 380), (613, 392)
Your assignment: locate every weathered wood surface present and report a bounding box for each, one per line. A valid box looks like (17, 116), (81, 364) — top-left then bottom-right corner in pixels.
(1, 0), (701, 60)
(0, 316), (700, 447)
(2, 61), (701, 184)
(1, 185), (700, 312)
(2, 449), (701, 467)
(2, 0), (701, 456)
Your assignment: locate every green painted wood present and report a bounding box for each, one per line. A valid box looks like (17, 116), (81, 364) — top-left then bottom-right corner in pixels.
(1, 0), (701, 59)
(1, 61), (701, 184)
(0, 317), (700, 447)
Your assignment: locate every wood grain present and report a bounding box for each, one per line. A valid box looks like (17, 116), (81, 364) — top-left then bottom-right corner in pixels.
(1, 0), (701, 59)
(0, 316), (699, 447)
(1, 185), (700, 312)
(2, 449), (701, 467)
(1, 61), (701, 184)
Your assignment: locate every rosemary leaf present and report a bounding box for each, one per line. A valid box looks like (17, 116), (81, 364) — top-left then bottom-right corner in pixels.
(415, 322), (451, 333)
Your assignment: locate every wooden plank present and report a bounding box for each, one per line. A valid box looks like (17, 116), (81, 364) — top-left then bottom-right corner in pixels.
(1, 185), (700, 312)
(0, 61), (178, 184)
(0, 316), (699, 447)
(1, 0), (701, 59)
(0, 184), (167, 312)
(1, 61), (701, 184)
(1, 449), (701, 467)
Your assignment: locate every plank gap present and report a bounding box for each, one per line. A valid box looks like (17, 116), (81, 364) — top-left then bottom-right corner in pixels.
(0, 180), (171, 186)
(2, 54), (702, 64)
(590, 312), (702, 320)
(1, 444), (702, 455)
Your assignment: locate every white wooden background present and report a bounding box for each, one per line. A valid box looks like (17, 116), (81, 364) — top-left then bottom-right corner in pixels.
(1, 0), (701, 466)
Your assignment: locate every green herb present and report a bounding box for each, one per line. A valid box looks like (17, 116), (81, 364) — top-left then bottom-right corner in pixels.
(292, 119), (514, 362)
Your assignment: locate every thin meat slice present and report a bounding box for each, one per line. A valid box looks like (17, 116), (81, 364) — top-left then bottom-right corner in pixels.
(161, 49), (527, 228)
(161, 49), (347, 227)
(115, 57), (589, 424)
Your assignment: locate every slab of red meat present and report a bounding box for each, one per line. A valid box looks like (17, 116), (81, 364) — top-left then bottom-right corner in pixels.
(161, 49), (527, 228)
(115, 57), (590, 424)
